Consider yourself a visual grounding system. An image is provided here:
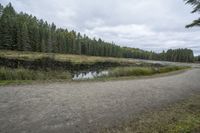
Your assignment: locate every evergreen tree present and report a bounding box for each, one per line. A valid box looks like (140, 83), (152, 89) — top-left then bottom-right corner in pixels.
(76, 32), (82, 54)
(21, 23), (31, 51)
(41, 39), (46, 52)
(0, 3), (16, 49)
(184, 0), (200, 27)
(0, 4), (3, 17)
(47, 30), (52, 53)
(16, 21), (23, 50)
(0, 5), (3, 48)
(0, 2), (195, 63)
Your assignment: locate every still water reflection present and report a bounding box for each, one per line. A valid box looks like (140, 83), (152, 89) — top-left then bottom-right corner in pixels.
(73, 71), (109, 80)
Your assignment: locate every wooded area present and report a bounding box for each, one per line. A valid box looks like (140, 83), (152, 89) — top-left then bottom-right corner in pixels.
(0, 3), (195, 62)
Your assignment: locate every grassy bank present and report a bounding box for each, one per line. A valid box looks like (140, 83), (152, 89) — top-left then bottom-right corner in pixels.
(0, 50), (135, 64)
(0, 50), (145, 72)
(0, 67), (71, 81)
(107, 66), (189, 78)
(104, 94), (200, 133)
(0, 66), (189, 85)
(0, 50), (190, 85)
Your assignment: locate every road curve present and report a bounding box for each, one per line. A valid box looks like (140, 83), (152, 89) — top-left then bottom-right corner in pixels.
(0, 69), (200, 133)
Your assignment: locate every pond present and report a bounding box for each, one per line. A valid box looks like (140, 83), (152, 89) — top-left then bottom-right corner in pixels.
(72, 70), (109, 80)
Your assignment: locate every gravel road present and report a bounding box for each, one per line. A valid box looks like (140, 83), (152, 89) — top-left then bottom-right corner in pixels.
(0, 69), (200, 133)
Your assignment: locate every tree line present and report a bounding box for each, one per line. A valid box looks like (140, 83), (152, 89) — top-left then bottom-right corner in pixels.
(0, 3), (122, 57)
(195, 56), (200, 62)
(123, 48), (194, 62)
(0, 3), (195, 62)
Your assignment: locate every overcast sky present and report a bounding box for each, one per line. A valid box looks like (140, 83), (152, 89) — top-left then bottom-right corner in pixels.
(1, 0), (200, 55)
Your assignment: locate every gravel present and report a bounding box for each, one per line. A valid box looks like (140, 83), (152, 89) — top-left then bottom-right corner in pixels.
(0, 69), (200, 133)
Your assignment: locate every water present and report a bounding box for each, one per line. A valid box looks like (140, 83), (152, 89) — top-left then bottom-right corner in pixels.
(73, 71), (109, 80)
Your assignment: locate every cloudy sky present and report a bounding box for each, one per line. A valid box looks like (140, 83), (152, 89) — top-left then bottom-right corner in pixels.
(1, 0), (200, 55)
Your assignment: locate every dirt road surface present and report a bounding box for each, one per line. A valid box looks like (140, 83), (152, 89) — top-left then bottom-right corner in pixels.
(0, 69), (200, 133)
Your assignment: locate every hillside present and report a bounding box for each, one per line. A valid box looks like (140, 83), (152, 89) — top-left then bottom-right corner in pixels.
(0, 3), (195, 63)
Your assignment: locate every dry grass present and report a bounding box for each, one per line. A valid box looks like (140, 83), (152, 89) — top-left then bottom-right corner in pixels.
(0, 50), (135, 64)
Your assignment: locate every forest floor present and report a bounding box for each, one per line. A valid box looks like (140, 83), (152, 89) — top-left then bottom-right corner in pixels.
(0, 69), (200, 133)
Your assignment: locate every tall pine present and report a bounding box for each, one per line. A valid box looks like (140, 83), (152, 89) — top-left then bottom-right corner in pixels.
(21, 23), (31, 51)
(184, 0), (200, 27)
(0, 3), (16, 49)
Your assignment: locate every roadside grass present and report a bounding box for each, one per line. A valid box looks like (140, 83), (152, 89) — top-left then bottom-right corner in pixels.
(0, 66), (189, 86)
(103, 94), (200, 133)
(0, 50), (135, 64)
(0, 67), (71, 81)
(107, 66), (189, 77)
(0, 80), (32, 86)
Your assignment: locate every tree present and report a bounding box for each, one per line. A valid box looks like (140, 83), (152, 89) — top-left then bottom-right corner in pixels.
(0, 4), (3, 17)
(184, 0), (200, 28)
(196, 55), (200, 61)
(0, 6), (3, 48)
(21, 23), (31, 51)
(0, 2), (195, 63)
(0, 3), (16, 49)
(76, 32), (82, 54)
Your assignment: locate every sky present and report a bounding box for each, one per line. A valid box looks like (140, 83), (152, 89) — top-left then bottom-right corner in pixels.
(1, 0), (200, 55)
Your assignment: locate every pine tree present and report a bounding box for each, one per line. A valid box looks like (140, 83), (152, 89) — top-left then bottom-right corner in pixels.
(0, 4), (3, 17)
(0, 2), (195, 62)
(76, 32), (82, 54)
(33, 27), (40, 51)
(16, 21), (23, 50)
(0, 3), (16, 49)
(21, 23), (31, 51)
(41, 39), (46, 52)
(184, 0), (200, 27)
(0, 4), (3, 46)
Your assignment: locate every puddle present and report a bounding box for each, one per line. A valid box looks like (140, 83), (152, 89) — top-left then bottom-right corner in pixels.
(73, 71), (109, 80)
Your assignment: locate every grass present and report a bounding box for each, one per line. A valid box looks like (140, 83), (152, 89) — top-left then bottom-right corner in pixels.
(107, 66), (189, 77)
(0, 50), (135, 64)
(0, 67), (71, 81)
(103, 94), (200, 133)
(0, 66), (189, 86)
(0, 80), (32, 86)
